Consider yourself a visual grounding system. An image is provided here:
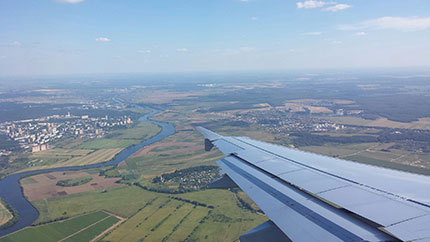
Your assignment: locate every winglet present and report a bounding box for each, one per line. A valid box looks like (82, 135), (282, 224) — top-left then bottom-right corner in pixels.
(196, 127), (222, 151)
(196, 126), (222, 141)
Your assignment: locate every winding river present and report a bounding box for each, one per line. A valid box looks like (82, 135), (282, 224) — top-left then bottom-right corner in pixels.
(0, 107), (175, 237)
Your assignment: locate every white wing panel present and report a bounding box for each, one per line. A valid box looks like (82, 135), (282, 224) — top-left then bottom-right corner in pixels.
(385, 214), (430, 241)
(212, 139), (243, 155)
(319, 186), (428, 226)
(279, 169), (350, 194)
(255, 158), (304, 175)
(234, 137), (430, 207)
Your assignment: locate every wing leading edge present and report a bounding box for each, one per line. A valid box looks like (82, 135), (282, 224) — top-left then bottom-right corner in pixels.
(196, 127), (430, 242)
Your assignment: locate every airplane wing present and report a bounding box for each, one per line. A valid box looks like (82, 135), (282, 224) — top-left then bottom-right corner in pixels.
(196, 127), (430, 242)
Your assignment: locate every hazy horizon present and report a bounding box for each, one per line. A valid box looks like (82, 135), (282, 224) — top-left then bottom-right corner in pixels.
(1, 0), (430, 76)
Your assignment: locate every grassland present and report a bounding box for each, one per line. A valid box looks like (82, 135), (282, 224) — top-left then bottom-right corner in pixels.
(31, 186), (157, 224)
(102, 189), (265, 242)
(24, 148), (123, 171)
(118, 128), (224, 178)
(78, 122), (160, 149)
(0, 200), (13, 228)
(28, 183), (265, 242)
(0, 211), (119, 242)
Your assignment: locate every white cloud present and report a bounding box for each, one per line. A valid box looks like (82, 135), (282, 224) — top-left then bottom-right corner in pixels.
(296, 1), (332, 9)
(355, 31), (367, 36)
(251, 17), (258, 21)
(324, 3), (351, 12)
(95, 37), (111, 42)
(239, 0), (249, 2)
(56, 0), (84, 3)
(296, 0), (336, 8)
(297, 1), (351, 12)
(340, 17), (430, 32)
(10, 41), (22, 47)
(364, 17), (430, 31)
(332, 40), (342, 44)
(176, 48), (188, 52)
(303, 31), (322, 35)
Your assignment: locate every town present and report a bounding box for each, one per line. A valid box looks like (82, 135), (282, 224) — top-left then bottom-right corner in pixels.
(218, 107), (345, 134)
(0, 112), (133, 155)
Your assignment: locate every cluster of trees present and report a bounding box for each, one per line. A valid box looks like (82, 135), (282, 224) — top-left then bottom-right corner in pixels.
(56, 176), (93, 187)
(0, 199), (19, 230)
(0, 134), (21, 152)
(134, 182), (191, 194)
(232, 189), (262, 213)
(169, 196), (214, 209)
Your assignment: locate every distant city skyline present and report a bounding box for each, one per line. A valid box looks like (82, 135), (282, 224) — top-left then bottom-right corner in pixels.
(1, 0), (430, 76)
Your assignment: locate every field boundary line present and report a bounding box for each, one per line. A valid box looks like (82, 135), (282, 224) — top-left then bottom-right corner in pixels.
(89, 216), (126, 242)
(57, 214), (111, 242)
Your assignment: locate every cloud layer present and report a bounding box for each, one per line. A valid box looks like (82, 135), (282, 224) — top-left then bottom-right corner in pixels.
(341, 17), (430, 31)
(324, 4), (351, 12)
(56, 0), (84, 3)
(296, 1), (351, 11)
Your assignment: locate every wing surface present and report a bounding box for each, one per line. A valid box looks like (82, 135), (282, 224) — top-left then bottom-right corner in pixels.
(196, 127), (430, 242)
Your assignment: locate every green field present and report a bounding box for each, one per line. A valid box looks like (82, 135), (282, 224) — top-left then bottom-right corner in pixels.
(23, 148), (123, 171)
(78, 122), (161, 149)
(0, 200), (13, 228)
(0, 211), (119, 242)
(31, 186), (158, 224)
(28, 182), (265, 242)
(102, 189), (265, 242)
(117, 129), (224, 179)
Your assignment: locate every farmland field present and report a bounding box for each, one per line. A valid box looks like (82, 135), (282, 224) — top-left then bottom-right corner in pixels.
(0, 200), (12, 228)
(0, 211), (119, 242)
(21, 171), (121, 201)
(78, 122), (161, 149)
(28, 182), (265, 242)
(102, 189), (265, 242)
(31, 186), (158, 224)
(24, 148), (123, 171)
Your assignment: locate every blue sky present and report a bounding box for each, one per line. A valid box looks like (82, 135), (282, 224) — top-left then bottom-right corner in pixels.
(1, 0), (430, 76)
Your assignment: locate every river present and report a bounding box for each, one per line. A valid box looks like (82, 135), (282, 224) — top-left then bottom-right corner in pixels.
(0, 107), (175, 237)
